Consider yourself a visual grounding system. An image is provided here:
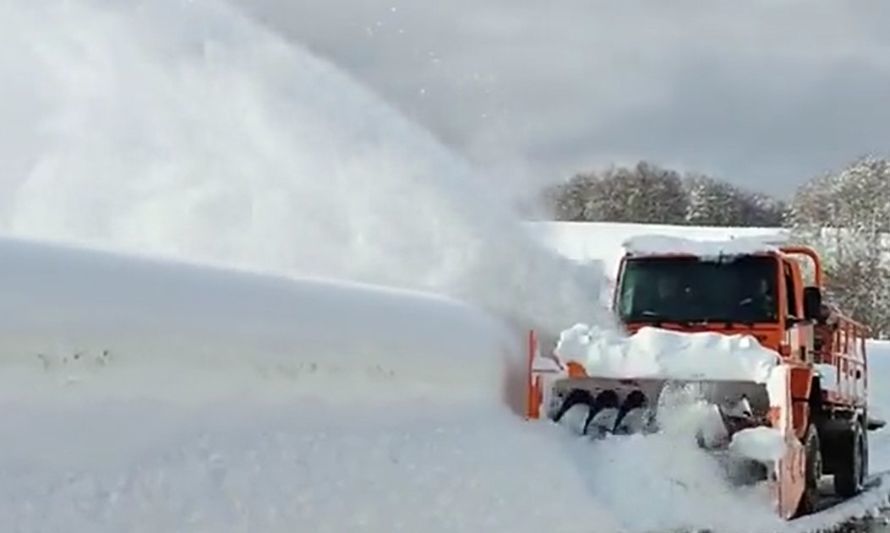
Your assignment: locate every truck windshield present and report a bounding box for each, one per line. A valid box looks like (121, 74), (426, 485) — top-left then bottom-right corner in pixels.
(617, 255), (779, 324)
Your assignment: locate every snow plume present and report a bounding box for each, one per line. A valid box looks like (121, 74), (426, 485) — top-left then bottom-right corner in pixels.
(0, 0), (605, 333)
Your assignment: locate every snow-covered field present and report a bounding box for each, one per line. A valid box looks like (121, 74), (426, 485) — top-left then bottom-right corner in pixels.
(2, 1), (889, 532)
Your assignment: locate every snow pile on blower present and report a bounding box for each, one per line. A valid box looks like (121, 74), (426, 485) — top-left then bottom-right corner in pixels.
(556, 324), (779, 383)
(552, 324), (789, 461)
(536, 323), (788, 460)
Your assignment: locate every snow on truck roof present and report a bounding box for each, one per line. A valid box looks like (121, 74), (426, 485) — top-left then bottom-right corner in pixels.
(623, 234), (787, 260)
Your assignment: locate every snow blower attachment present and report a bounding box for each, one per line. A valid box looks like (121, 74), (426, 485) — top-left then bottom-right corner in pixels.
(526, 241), (876, 519)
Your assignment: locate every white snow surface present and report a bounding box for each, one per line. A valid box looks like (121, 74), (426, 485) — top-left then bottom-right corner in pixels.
(555, 324), (780, 383)
(0, 236), (515, 405)
(624, 234), (782, 259)
(730, 427), (787, 463)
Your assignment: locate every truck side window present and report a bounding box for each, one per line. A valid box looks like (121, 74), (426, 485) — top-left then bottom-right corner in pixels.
(784, 262), (797, 318)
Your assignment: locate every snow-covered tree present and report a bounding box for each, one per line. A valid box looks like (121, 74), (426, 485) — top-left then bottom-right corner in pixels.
(741, 193), (787, 227)
(544, 173), (593, 222)
(684, 175), (787, 227)
(545, 162), (785, 228)
(546, 161), (687, 224)
(684, 174), (744, 226)
(789, 157), (890, 338)
(592, 162), (687, 224)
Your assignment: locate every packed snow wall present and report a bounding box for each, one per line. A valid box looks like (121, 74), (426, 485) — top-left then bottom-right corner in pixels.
(0, 236), (518, 406)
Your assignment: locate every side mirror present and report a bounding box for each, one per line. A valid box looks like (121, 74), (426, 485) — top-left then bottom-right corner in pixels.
(803, 286), (822, 321)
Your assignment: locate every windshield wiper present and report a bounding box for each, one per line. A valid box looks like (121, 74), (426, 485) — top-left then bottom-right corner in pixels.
(637, 311), (696, 328)
(694, 318), (758, 328)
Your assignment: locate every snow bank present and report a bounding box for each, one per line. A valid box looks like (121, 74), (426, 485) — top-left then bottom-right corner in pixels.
(0, 236), (514, 404)
(555, 324), (780, 383)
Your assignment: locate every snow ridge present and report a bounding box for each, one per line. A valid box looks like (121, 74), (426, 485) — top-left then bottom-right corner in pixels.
(624, 234), (785, 259)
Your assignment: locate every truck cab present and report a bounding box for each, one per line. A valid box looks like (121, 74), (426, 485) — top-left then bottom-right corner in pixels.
(611, 242), (871, 514)
(614, 246), (824, 362)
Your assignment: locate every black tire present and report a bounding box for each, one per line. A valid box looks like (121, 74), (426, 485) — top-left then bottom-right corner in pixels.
(834, 419), (867, 498)
(796, 423), (823, 517)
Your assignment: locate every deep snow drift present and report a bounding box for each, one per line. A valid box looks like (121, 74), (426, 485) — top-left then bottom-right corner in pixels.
(0, 237), (571, 532)
(0, 236), (515, 405)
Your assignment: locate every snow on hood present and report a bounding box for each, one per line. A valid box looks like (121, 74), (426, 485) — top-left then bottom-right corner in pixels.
(623, 234), (784, 259)
(555, 324), (780, 383)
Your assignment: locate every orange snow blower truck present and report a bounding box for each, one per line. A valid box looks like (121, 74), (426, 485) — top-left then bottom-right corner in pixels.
(526, 243), (881, 519)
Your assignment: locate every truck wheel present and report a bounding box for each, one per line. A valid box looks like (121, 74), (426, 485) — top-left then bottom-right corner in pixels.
(834, 420), (866, 498)
(796, 424), (822, 516)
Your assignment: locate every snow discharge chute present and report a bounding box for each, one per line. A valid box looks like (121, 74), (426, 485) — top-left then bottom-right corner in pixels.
(526, 238), (876, 520)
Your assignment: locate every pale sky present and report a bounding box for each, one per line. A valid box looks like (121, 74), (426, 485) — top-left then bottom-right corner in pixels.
(238, 0), (890, 197)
